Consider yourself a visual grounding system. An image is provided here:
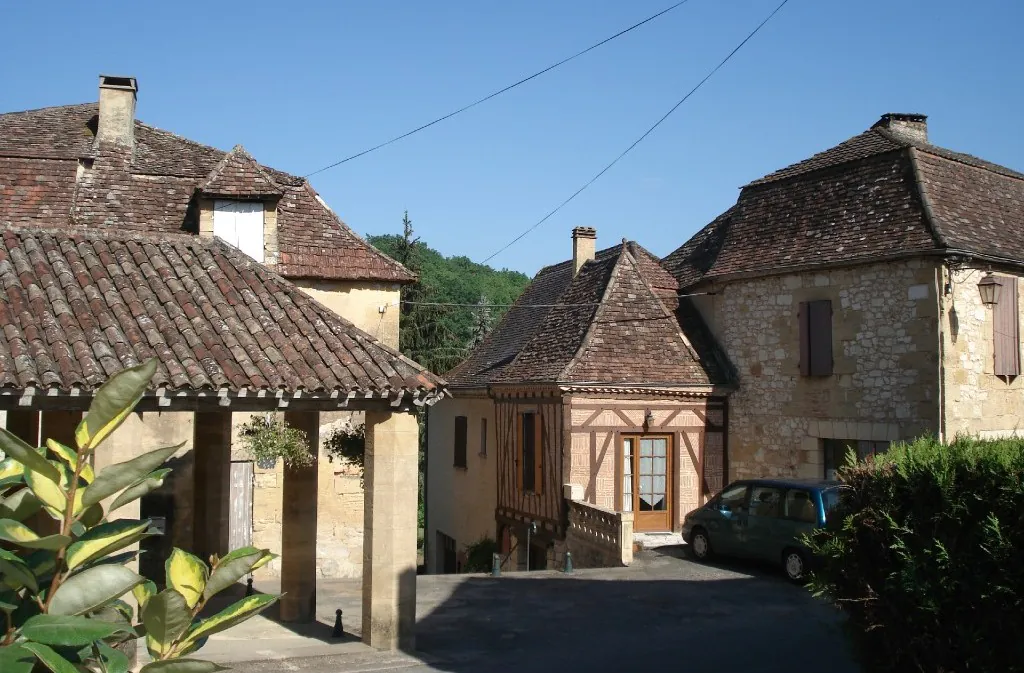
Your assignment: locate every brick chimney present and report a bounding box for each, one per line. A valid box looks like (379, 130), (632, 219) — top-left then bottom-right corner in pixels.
(97, 75), (138, 147)
(872, 112), (928, 144)
(572, 227), (596, 276)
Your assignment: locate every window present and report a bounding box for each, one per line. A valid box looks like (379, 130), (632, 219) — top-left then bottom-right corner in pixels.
(622, 438), (634, 512)
(718, 483), (748, 512)
(479, 418), (488, 457)
(799, 299), (833, 376)
(453, 416), (468, 468)
(517, 412), (542, 494)
(993, 276), (1020, 377)
(823, 439), (890, 479)
(749, 486), (782, 518)
(784, 490), (817, 523)
(213, 200), (265, 262)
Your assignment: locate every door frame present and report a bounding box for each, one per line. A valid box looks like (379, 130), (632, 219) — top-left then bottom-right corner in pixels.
(617, 433), (674, 532)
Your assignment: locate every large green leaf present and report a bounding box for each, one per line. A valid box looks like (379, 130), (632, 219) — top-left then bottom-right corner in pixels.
(18, 614), (133, 646)
(92, 641), (131, 673)
(166, 548), (208, 609)
(0, 548), (38, 593)
(83, 442), (184, 507)
(179, 593), (277, 649)
(20, 642), (77, 673)
(45, 439), (94, 484)
(23, 468), (75, 517)
(142, 589), (192, 657)
(0, 428), (59, 482)
(109, 468), (171, 513)
(0, 456), (26, 489)
(140, 660), (229, 673)
(0, 644), (36, 673)
(0, 519), (70, 550)
(48, 564), (144, 616)
(65, 519), (151, 571)
(76, 359), (157, 452)
(0, 488), (42, 522)
(133, 579), (157, 611)
(203, 548), (267, 599)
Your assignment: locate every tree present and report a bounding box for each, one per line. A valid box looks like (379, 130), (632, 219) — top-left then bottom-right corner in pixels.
(469, 294), (493, 347)
(0, 360), (276, 673)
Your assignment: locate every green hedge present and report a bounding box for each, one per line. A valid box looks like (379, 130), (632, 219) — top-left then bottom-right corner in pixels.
(806, 436), (1024, 672)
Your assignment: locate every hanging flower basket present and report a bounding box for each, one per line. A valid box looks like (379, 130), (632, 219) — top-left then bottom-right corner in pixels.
(239, 413), (314, 469)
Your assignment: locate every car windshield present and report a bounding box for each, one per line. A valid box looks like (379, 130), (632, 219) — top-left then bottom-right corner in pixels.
(821, 487), (850, 513)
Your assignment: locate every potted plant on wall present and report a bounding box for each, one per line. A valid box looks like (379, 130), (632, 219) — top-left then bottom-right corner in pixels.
(238, 414), (313, 470)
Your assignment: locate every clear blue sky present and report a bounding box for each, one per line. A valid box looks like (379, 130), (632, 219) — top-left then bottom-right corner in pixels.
(4, 1), (1023, 275)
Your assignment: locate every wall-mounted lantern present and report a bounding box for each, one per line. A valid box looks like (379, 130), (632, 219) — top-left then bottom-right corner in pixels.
(977, 272), (1001, 307)
(643, 408), (654, 430)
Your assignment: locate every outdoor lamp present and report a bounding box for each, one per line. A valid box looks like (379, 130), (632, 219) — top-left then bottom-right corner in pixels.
(977, 272), (1001, 306)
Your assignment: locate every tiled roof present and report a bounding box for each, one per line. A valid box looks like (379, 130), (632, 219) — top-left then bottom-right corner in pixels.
(0, 103), (413, 283)
(0, 226), (443, 401)
(447, 242), (732, 389)
(199, 145), (284, 198)
(666, 114), (1024, 287)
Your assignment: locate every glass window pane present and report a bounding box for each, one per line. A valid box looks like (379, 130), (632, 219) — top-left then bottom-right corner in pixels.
(652, 456), (666, 476)
(640, 475), (653, 494)
(750, 486), (782, 518)
(652, 440), (667, 458)
(784, 490), (817, 523)
(640, 440), (654, 457)
(653, 475), (666, 496)
(640, 457), (653, 476)
(719, 484), (748, 510)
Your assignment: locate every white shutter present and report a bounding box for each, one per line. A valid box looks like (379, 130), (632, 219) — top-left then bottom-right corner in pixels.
(212, 200), (264, 263)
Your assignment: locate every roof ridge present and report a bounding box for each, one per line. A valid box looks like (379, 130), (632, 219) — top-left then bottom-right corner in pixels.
(0, 102), (97, 118)
(559, 244), (627, 381)
(906, 147), (949, 250)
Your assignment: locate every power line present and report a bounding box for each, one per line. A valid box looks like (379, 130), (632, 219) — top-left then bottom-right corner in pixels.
(302, 1), (695, 178)
(479, 0), (792, 266)
(400, 290), (713, 309)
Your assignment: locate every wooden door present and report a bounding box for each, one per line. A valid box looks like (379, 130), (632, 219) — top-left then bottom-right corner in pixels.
(228, 461), (254, 551)
(623, 435), (673, 532)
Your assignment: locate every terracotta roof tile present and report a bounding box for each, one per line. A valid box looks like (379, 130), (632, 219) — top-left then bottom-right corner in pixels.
(0, 226), (444, 400)
(199, 145), (284, 198)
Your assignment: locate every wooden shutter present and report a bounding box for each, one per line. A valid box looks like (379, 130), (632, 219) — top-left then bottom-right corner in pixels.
(515, 413), (524, 492)
(798, 302), (810, 376)
(994, 276), (1021, 376)
(533, 413), (543, 496)
(808, 300), (834, 376)
(454, 416), (468, 468)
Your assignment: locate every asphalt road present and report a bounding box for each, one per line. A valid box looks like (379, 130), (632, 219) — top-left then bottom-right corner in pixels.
(232, 546), (861, 673)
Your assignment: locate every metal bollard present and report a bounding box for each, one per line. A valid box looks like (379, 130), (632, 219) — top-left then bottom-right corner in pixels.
(332, 609), (344, 638)
(563, 551), (574, 574)
(245, 576), (254, 596)
(491, 552), (501, 577)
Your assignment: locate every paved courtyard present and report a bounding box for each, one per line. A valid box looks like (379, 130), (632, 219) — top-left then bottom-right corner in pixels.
(215, 546), (860, 673)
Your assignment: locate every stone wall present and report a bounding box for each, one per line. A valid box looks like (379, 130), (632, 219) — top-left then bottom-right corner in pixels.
(695, 259), (942, 480)
(942, 265), (1024, 438)
(425, 393), (498, 573)
(565, 498), (633, 568)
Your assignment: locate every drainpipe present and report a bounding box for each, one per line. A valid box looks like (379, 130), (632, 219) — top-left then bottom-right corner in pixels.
(936, 264), (947, 443)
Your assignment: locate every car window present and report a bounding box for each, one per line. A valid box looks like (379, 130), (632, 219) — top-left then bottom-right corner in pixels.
(821, 487), (850, 514)
(749, 486), (782, 518)
(784, 489), (817, 523)
(718, 484), (748, 512)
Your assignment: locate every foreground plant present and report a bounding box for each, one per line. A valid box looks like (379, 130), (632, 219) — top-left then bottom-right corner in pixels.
(0, 359), (278, 672)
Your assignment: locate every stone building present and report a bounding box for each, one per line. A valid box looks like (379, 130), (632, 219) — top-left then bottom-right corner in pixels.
(428, 112), (1024, 569)
(0, 75), (444, 645)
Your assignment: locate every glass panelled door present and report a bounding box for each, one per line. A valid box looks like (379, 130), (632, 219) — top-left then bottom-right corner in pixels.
(623, 435), (673, 532)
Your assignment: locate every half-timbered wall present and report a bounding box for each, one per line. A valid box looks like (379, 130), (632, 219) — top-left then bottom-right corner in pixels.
(565, 395), (727, 531)
(494, 395), (565, 535)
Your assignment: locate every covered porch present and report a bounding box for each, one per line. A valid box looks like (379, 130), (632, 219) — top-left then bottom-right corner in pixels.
(0, 227), (446, 649)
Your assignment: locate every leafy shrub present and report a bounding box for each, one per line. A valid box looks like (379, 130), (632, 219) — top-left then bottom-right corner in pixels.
(323, 422), (365, 486)
(462, 537), (498, 573)
(238, 413), (313, 469)
(0, 359), (278, 672)
(806, 436), (1024, 672)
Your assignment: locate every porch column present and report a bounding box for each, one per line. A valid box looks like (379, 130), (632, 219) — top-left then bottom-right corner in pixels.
(362, 410), (419, 650)
(193, 412), (232, 563)
(280, 411), (319, 623)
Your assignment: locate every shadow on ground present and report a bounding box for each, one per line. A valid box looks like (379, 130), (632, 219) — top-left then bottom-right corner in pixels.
(407, 566), (859, 673)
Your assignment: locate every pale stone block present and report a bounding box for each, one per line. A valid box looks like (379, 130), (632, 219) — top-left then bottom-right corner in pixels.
(563, 483), (584, 500)
(818, 421), (834, 438)
(806, 420), (819, 437)
(870, 423), (889, 442)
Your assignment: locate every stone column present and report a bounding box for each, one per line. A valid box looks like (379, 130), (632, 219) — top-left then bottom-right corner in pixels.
(192, 412), (232, 563)
(280, 411), (319, 623)
(362, 410), (419, 650)
(5, 410), (40, 446)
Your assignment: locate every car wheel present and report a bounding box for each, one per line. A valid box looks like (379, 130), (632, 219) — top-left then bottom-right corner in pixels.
(689, 528), (712, 561)
(783, 548), (806, 582)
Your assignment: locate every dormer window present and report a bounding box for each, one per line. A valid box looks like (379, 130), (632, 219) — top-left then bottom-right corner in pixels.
(213, 200), (264, 262)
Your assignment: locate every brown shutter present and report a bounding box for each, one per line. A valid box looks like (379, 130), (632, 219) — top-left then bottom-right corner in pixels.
(454, 416), (468, 468)
(534, 412), (544, 496)
(809, 300), (833, 376)
(994, 277), (1021, 376)
(516, 413), (524, 492)
(798, 302), (810, 376)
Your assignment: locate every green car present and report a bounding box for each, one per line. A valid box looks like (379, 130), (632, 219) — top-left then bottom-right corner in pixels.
(681, 478), (848, 581)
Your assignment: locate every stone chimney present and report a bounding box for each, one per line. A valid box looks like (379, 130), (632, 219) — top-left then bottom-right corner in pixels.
(872, 112), (928, 144)
(572, 227), (596, 276)
(97, 75), (138, 147)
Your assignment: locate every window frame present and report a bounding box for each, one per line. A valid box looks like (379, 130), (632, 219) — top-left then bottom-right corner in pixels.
(516, 412), (543, 495)
(453, 416), (468, 469)
(823, 438), (890, 479)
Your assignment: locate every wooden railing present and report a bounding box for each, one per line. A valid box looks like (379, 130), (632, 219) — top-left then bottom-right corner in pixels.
(565, 498), (633, 567)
